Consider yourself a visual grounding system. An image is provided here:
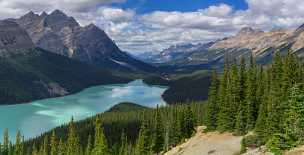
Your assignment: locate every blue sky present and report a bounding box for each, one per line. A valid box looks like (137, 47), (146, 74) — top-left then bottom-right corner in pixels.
(0, 0), (303, 53)
(115, 0), (248, 14)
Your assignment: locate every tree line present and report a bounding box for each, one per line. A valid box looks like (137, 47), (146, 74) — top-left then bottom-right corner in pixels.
(0, 103), (204, 155)
(3, 51), (303, 154)
(205, 52), (304, 153)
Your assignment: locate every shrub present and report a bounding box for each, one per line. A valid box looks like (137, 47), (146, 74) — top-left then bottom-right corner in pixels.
(266, 134), (295, 155)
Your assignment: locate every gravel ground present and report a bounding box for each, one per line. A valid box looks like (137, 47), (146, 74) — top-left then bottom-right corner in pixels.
(164, 126), (243, 155)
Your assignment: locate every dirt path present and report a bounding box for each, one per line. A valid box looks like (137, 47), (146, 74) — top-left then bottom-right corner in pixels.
(165, 126), (243, 155)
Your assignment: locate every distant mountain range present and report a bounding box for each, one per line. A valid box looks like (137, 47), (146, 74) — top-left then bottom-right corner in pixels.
(13, 10), (156, 73)
(140, 25), (304, 68)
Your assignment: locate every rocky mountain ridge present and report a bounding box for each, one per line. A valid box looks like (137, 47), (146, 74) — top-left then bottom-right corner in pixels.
(150, 24), (304, 67)
(14, 10), (156, 72)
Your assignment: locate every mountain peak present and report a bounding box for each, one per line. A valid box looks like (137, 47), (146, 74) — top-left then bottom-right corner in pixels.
(44, 10), (79, 31)
(50, 9), (67, 17)
(87, 23), (98, 28)
(237, 27), (263, 35)
(40, 11), (48, 18)
(20, 11), (39, 20)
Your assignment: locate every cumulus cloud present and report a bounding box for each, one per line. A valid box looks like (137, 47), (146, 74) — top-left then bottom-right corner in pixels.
(98, 7), (135, 23)
(0, 0), (304, 53)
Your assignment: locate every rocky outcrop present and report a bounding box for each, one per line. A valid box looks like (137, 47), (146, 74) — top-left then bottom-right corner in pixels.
(0, 20), (35, 57)
(14, 10), (156, 72)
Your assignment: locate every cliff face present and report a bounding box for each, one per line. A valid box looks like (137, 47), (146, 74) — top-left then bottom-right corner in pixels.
(16, 10), (118, 59)
(0, 20), (35, 57)
(14, 10), (156, 72)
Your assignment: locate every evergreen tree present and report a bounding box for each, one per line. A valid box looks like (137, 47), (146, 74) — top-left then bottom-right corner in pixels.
(135, 119), (150, 155)
(283, 85), (304, 141)
(66, 118), (80, 155)
(14, 130), (23, 155)
(3, 128), (9, 155)
(57, 139), (65, 155)
(266, 53), (284, 135)
(50, 131), (58, 155)
(205, 70), (219, 130)
(8, 142), (12, 155)
(245, 55), (258, 130)
(255, 68), (271, 136)
(170, 108), (181, 146)
(31, 142), (39, 155)
(92, 117), (109, 155)
(217, 62), (232, 131)
(85, 135), (92, 155)
(184, 105), (195, 138)
(235, 57), (248, 134)
(178, 109), (186, 139)
(229, 62), (241, 127)
(152, 106), (164, 154)
(42, 135), (49, 155)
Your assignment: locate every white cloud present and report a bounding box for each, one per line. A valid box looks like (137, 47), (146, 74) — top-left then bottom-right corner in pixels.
(98, 7), (135, 23)
(0, 0), (304, 53)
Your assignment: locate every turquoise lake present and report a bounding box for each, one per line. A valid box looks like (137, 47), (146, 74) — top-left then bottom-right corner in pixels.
(0, 80), (167, 141)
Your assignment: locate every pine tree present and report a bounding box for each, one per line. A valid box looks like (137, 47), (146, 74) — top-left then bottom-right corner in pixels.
(32, 142), (39, 155)
(217, 62), (232, 131)
(152, 106), (164, 154)
(42, 135), (49, 155)
(283, 85), (304, 141)
(92, 117), (109, 155)
(205, 70), (219, 130)
(255, 69), (269, 141)
(229, 62), (241, 127)
(14, 130), (23, 155)
(50, 131), (58, 155)
(178, 109), (186, 139)
(57, 139), (66, 155)
(266, 53), (284, 135)
(282, 51), (299, 94)
(135, 119), (150, 155)
(235, 57), (248, 135)
(66, 118), (80, 155)
(245, 55), (258, 130)
(3, 128), (9, 155)
(85, 135), (92, 155)
(8, 142), (12, 155)
(184, 105), (195, 138)
(170, 108), (181, 146)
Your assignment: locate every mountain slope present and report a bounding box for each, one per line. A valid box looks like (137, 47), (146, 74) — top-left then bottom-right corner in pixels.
(151, 25), (304, 68)
(15, 10), (157, 73)
(0, 20), (131, 105)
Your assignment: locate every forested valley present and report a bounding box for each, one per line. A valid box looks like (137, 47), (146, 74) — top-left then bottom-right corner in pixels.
(2, 51), (304, 155)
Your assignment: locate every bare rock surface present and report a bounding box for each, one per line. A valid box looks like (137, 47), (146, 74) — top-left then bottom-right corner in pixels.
(0, 20), (34, 56)
(164, 126), (243, 155)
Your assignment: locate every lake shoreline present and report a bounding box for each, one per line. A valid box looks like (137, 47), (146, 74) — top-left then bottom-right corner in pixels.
(0, 80), (168, 142)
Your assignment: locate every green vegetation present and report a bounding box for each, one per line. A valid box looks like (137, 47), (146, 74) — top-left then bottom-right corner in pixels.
(1, 102), (204, 155)
(0, 49), (131, 105)
(107, 102), (148, 113)
(143, 70), (211, 104)
(205, 52), (304, 153)
(3, 50), (304, 154)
